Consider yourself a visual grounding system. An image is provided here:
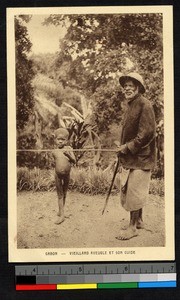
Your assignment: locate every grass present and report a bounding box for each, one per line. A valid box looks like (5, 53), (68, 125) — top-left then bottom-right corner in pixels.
(17, 167), (55, 192)
(70, 167), (111, 194)
(17, 166), (164, 196)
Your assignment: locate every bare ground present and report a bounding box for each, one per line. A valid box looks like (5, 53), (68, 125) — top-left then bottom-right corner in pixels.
(17, 191), (165, 249)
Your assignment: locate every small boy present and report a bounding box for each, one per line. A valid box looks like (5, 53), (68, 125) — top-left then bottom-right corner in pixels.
(52, 128), (76, 224)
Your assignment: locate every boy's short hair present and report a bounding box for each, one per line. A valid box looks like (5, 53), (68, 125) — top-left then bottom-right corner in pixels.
(54, 128), (69, 139)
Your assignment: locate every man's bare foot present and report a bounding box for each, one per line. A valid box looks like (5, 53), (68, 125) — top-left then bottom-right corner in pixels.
(116, 227), (138, 240)
(136, 220), (144, 229)
(54, 216), (65, 224)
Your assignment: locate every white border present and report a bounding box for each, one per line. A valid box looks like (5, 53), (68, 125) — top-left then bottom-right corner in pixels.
(7, 5), (174, 262)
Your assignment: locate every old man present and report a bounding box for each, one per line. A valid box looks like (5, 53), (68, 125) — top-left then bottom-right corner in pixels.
(116, 72), (156, 240)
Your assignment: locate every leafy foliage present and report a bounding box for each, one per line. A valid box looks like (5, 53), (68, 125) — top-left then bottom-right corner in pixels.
(44, 13), (164, 177)
(44, 13), (163, 127)
(17, 13), (164, 177)
(17, 166), (164, 196)
(15, 16), (34, 131)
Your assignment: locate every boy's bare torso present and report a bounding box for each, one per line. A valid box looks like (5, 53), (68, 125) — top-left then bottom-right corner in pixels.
(52, 147), (72, 175)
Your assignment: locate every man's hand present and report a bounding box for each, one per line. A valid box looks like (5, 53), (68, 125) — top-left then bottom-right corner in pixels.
(116, 144), (128, 156)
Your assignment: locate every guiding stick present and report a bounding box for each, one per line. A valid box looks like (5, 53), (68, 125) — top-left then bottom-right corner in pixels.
(102, 157), (120, 215)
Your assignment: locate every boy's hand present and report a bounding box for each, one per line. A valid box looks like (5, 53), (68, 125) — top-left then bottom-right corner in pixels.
(63, 150), (69, 156)
(63, 151), (76, 164)
(63, 151), (72, 159)
(116, 144), (128, 157)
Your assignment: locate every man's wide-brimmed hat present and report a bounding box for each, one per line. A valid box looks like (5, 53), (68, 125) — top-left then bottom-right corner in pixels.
(119, 72), (145, 94)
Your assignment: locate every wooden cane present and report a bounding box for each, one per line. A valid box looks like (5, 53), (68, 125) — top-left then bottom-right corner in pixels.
(102, 156), (120, 215)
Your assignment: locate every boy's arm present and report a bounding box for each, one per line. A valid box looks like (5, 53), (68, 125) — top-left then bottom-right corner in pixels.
(51, 150), (56, 158)
(63, 147), (76, 164)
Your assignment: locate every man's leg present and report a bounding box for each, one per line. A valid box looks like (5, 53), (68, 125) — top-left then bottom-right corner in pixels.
(55, 173), (65, 224)
(136, 208), (144, 229)
(116, 209), (140, 240)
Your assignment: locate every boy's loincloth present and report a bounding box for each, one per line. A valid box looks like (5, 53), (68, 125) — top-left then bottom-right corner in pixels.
(120, 169), (151, 211)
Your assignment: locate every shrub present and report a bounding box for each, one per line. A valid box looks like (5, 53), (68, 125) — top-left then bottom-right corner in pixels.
(70, 167), (111, 194)
(17, 166), (164, 197)
(149, 178), (164, 197)
(17, 167), (55, 192)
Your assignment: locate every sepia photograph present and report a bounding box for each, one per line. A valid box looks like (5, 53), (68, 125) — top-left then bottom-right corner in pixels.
(7, 6), (174, 262)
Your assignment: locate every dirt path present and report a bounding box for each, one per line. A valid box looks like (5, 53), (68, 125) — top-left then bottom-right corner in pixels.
(17, 191), (165, 249)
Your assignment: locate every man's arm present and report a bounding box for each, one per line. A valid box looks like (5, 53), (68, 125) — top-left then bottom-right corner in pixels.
(126, 102), (156, 154)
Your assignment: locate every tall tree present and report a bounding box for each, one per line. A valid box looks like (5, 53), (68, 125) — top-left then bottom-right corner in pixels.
(15, 15), (34, 131)
(44, 14), (164, 175)
(44, 13), (163, 130)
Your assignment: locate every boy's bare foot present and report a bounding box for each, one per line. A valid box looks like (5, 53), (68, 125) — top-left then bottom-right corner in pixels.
(54, 216), (65, 224)
(116, 227), (138, 240)
(65, 214), (72, 219)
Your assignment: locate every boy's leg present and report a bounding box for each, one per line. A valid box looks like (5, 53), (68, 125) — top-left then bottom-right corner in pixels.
(116, 209), (140, 240)
(55, 173), (65, 224)
(62, 174), (70, 205)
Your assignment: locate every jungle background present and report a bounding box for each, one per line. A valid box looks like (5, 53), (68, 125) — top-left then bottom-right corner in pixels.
(16, 13), (164, 195)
